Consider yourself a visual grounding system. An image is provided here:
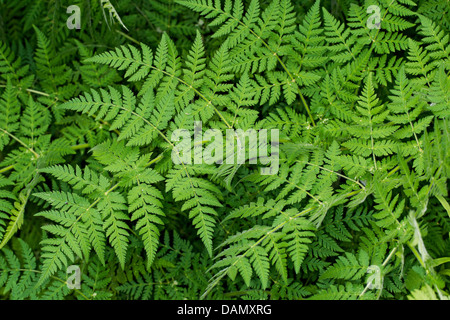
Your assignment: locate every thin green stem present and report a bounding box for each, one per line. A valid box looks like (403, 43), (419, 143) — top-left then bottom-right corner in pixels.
(297, 160), (366, 189)
(0, 84), (51, 97)
(407, 242), (426, 270)
(0, 165), (14, 174)
(115, 30), (140, 45)
(0, 143), (90, 175)
(71, 143), (90, 151)
(0, 127), (40, 158)
(359, 246), (399, 298)
(146, 154), (164, 167)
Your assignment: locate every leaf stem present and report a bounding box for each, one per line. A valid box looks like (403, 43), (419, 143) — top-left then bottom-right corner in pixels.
(0, 84), (51, 97)
(0, 165), (14, 174)
(0, 127), (40, 158)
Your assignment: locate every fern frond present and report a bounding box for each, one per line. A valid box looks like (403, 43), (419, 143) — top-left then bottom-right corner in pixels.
(320, 250), (370, 281)
(166, 165), (223, 256)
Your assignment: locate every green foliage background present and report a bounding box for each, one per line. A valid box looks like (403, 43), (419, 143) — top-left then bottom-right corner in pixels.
(0, 0), (449, 300)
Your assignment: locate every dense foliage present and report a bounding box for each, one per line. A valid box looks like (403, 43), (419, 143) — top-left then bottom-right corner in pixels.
(0, 0), (449, 300)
